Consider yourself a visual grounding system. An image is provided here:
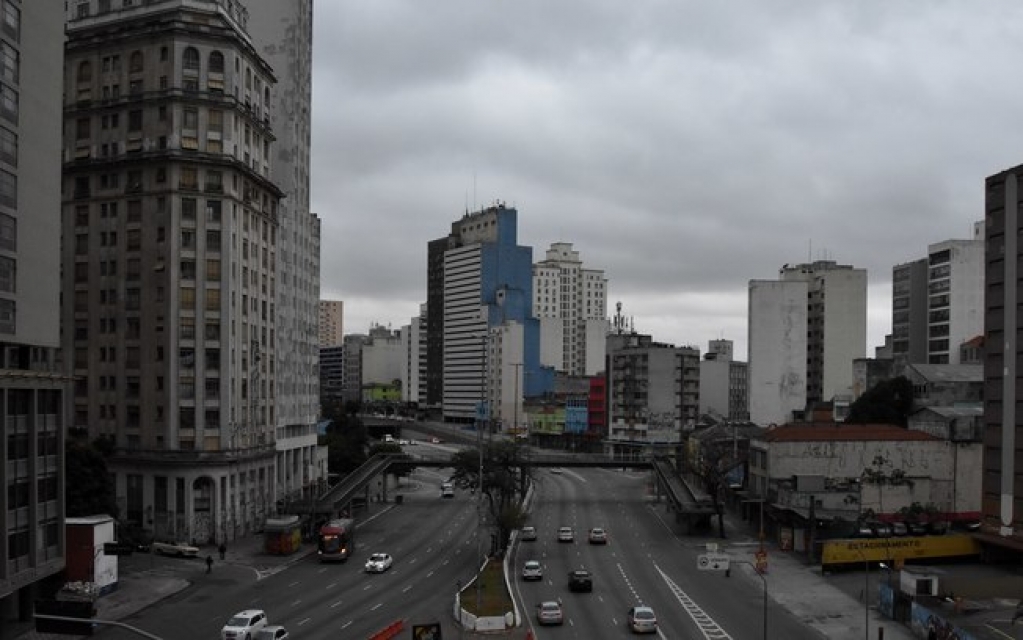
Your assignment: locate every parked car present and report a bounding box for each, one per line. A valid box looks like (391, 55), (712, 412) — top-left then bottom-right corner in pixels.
(588, 527), (608, 544)
(869, 521), (893, 538)
(891, 522), (908, 536)
(627, 605), (658, 634)
(221, 609), (268, 640)
(855, 522), (875, 537)
(364, 552), (393, 573)
(536, 601), (564, 625)
(520, 526), (537, 541)
(254, 626), (289, 640)
(568, 569), (593, 592)
(152, 540), (200, 557)
(522, 560), (543, 581)
(907, 521), (929, 536)
(557, 526), (574, 543)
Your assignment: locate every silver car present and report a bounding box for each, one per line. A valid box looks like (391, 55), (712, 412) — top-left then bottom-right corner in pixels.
(522, 560), (543, 581)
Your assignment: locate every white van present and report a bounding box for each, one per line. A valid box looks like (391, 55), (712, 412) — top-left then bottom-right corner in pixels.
(383, 434), (394, 443)
(441, 482), (454, 498)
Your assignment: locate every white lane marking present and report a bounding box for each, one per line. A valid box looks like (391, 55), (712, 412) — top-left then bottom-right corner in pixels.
(371, 603), (383, 611)
(290, 599), (301, 607)
(330, 600), (343, 608)
(654, 562), (733, 639)
(403, 584), (412, 593)
(341, 620), (353, 629)
(288, 581), (300, 588)
(327, 582), (337, 589)
(297, 617), (311, 626)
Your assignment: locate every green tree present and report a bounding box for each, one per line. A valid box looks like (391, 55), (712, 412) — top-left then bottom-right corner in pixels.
(66, 439), (117, 518)
(845, 376), (914, 426)
(321, 405), (369, 476)
(448, 440), (531, 555)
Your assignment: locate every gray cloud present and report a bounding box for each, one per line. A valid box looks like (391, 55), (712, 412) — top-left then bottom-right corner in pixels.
(312, 1), (1020, 357)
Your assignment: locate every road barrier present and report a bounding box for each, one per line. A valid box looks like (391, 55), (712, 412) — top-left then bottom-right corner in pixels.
(367, 619), (404, 640)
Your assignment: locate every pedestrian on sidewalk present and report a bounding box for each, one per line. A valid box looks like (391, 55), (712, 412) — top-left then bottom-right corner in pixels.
(218, 543), (226, 560)
(205, 554), (213, 574)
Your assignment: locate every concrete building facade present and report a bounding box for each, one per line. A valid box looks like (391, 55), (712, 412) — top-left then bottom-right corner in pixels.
(748, 261), (866, 425)
(532, 242), (608, 376)
(604, 332), (699, 458)
(63, 0), (284, 544)
(981, 165), (1023, 550)
(748, 279), (808, 426)
(892, 225), (984, 367)
(0, 0), (69, 624)
(245, 0), (324, 510)
(698, 339), (749, 421)
(318, 299), (343, 348)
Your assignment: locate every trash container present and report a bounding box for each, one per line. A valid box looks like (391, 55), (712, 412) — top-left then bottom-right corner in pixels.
(395, 494), (403, 505)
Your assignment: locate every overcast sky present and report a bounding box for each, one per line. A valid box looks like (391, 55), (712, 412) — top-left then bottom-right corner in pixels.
(309, 1), (1012, 361)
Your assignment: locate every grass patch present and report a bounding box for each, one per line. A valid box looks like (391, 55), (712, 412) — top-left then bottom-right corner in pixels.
(461, 559), (513, 617)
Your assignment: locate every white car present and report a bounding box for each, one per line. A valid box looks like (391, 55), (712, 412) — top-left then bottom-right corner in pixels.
(365, 552), (393, 573)
(222, 609), (268, 640)
(152, 540), (200, 557)
(557, 526), (574, 542)
(627, 605), (658, 634)
(254, 627), (289, 640)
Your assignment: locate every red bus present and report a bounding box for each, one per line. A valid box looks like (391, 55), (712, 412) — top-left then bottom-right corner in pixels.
(318, 518), (355, 562)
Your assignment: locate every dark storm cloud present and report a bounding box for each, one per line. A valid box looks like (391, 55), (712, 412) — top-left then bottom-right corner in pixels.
(311, 1), (1023, 356)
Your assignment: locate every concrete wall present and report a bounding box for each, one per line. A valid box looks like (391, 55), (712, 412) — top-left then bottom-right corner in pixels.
(748, 280), (808, 425)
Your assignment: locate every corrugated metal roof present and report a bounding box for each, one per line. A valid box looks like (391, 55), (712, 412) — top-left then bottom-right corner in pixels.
(762, 423), (938, 442)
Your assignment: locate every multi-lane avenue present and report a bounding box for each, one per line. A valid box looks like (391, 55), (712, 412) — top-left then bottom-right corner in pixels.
(102, 445), (827, 640)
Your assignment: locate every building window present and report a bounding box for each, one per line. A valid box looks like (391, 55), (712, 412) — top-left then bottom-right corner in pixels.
(0, 169), (15, 208)
(0, 42), (17, 86)
(0, 255), (13, 293)
(0, 127), (15, 166)
(0, 82), (17, 125)
(209, 51), (224, 73)
(182, 47), (200, 75)
(129, 50), (143, 73)
(2, 3), (20, 41)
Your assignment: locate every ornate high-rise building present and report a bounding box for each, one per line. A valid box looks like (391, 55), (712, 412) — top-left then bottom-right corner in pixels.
(62, 0), (308, 543)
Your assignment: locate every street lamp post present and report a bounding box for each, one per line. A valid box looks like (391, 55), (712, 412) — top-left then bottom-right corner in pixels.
(731, 560), (768, 639)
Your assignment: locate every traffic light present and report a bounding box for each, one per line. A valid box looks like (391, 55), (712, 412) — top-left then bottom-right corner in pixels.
(34, 599), (96, 636)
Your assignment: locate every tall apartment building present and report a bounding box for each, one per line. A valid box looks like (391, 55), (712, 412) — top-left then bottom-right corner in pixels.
(245, 0), (323, 505)
(400, 305), (425, 407)
(748, 260), (866, 425)
(63, 0), (286, 544)
(0, 2), (68, 626)
(532, 242), (608, 376)
(981, 165), (1023, 553)
(698, 339), (749, 421)
(427, 203), (546, 425)
(605, 332), (700, 451)
(892, 259), (928, 367)
(892, 224), (984, 367)
(341, 333), (367, 404)
(318, 299), (343, 347)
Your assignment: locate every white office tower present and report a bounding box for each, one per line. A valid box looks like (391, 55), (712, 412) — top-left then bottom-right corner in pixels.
(245, 0), (324, 503)
(533, 242), (608, 376)
(748, 260), (867, 425)
(925, 223), (985, 364)
(401, 305), (426, 405)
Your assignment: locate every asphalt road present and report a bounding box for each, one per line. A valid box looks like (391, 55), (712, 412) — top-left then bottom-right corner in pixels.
(99, 465), (481, 639)
(512, 466), (824, 640)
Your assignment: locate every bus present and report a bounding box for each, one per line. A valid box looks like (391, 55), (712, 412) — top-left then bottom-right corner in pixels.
(318, 518), (355, 562)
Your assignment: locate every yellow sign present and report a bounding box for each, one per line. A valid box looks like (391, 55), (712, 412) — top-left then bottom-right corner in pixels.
(821, 534), (981, 566)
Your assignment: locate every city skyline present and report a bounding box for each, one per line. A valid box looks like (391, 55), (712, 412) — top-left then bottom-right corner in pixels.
(310, 1), (1015, 359)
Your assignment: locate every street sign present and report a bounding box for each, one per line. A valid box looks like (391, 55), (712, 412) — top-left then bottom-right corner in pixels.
(103, 542), (134, 556)
(697, 552), (730, 572)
